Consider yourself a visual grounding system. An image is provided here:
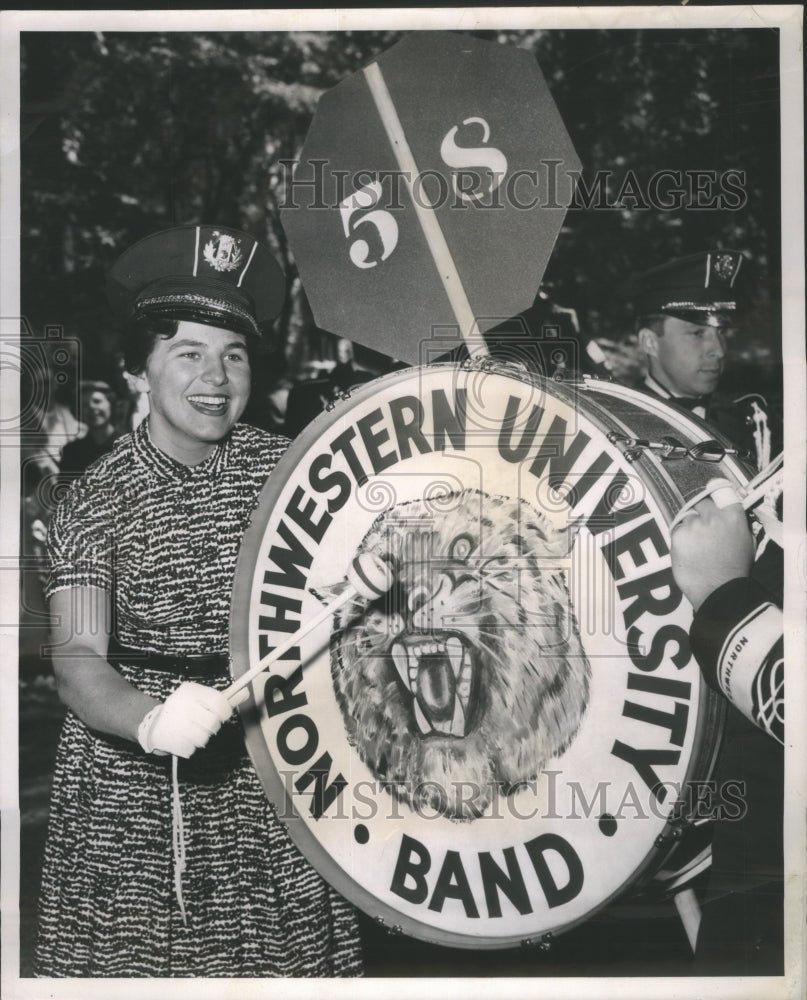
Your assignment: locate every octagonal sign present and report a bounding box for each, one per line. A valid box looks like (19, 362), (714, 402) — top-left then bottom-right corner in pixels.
(281, 32), (580, 363)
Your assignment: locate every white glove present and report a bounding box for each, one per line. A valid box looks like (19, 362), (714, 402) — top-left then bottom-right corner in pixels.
(671, 494), (754, 611)
(137, 682), (232, 758)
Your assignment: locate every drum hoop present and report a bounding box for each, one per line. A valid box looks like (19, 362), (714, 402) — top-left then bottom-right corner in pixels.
(493, 377), (741, 901)
(230, 364), (745, 948)
(571, 377), (754, 895)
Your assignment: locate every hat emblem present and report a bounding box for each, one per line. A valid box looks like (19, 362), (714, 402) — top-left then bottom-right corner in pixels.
(203, 231), (243, 273)
(712, 253), (736, 281)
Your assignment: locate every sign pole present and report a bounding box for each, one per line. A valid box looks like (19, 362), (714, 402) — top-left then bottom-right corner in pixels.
(363, 61), (489, 359)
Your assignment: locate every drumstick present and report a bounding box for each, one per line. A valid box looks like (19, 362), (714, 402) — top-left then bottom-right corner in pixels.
(169, 559), (392, 924)
(172, 560), (391, 926)
(742, 449), (783, 489)
(224, 553), (394, 704)
(739, 450), (783, 509)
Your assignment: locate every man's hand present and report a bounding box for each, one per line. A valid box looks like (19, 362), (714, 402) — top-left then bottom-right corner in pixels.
(671, 495), (755, 611)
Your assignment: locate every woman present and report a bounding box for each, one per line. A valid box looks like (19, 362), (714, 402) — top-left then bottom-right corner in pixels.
(35, 225), (363, 977)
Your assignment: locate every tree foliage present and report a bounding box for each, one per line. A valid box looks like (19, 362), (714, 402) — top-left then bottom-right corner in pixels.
(20, 28), (781, 381)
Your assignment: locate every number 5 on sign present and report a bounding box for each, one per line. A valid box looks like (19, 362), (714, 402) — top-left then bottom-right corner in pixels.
(339, 180), (399, 270)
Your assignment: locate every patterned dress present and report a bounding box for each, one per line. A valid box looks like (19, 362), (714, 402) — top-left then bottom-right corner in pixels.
(35, 420), (363, 978)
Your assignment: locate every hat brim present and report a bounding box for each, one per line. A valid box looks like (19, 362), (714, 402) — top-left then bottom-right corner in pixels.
(133, 275), (261, 338)
(658, 305), (737, 328)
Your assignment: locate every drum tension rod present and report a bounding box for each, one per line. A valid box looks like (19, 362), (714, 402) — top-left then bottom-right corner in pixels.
(325, 389), (352, 411)
(607, 432), (688, 462)
(607, 433), (749, 464)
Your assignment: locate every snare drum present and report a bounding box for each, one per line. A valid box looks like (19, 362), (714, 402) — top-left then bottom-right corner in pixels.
(230, 362), (751, 949)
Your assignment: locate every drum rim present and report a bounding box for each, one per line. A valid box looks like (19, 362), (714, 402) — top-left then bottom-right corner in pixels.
(572, 378), (751, 896)
(230, 363), (748, 948)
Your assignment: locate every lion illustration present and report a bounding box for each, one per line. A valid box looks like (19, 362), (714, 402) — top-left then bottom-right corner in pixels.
(330, 489), (590, 820)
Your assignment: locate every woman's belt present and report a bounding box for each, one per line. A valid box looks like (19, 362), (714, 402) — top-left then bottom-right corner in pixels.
(104, 639), (246, 775)
(106, 638), (229, 678)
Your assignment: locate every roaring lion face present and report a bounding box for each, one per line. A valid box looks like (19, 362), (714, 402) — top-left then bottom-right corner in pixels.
(331, 490), (590, 820)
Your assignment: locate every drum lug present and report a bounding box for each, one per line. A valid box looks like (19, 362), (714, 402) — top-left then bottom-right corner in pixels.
(607, 431), (640, 463)
(460, 355), (497, 372)
(519, 932), (554, 952)
(325, 390), (351, 412)
(655, 818), (687, 848)
(520, 933), (553, 952)
(555, 374), (588, 389)
(374, 915), (403, 936)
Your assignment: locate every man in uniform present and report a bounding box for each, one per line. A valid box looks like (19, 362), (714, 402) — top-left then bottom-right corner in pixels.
(617, 250), (785, 972)
(618, 250), (779, 471)
(618, 250), (785, 972)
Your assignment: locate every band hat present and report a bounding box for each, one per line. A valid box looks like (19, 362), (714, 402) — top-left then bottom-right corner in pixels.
(618, 250), (747, 328)
(106, 225), (286, 338)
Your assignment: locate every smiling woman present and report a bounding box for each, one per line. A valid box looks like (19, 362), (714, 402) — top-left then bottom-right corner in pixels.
(34, 226), (363, 978)
(128, 320), (254, 463)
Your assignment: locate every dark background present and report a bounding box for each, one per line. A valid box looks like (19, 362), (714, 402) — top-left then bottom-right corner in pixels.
(17, 27), (782, 977)
(20, 28), (781, 376)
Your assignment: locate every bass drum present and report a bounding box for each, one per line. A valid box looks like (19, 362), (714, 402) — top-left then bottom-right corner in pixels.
(230, 362), (751, 949)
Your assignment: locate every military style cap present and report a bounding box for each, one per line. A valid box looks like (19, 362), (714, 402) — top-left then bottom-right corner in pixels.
(619, 250), (747, 328)
(106, 225), (285, 338)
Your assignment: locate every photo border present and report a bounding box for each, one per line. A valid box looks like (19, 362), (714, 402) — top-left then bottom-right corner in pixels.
(1, 7), (803, 1000)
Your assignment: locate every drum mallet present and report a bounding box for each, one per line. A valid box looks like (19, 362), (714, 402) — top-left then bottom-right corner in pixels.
(223, 552), (394, 706)
(173, 555), (392, 925)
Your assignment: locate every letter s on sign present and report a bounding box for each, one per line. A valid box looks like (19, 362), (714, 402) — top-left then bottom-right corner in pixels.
(339, 180), (399, 269)
(440, 117), (508, 203)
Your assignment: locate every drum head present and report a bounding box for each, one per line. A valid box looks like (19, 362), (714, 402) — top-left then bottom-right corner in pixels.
(230, 364), (742, 948)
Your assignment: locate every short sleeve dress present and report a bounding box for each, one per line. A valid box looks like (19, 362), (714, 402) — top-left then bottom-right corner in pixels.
(35, 420), (363, 978)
